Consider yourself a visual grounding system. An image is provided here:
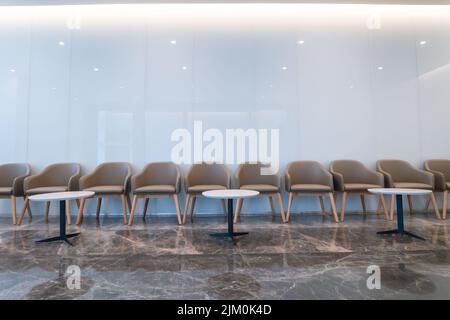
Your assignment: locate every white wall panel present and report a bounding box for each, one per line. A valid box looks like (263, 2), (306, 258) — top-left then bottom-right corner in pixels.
(0, 4), (449, 217)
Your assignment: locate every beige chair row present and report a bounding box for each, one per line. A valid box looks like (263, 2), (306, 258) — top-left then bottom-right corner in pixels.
(1, 159), (449, 226)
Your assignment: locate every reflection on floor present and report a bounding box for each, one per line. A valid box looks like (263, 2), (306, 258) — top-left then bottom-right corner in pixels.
(0, 211), (449, 300)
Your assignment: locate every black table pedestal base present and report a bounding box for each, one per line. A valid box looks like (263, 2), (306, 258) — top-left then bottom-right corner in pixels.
(36, 200), (80, 245)
(36, 232), (80, 246)
(209, 198), (248, 242)
(377, 194), (425, 241)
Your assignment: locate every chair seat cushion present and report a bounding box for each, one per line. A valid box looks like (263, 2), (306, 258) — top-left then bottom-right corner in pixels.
(84, 185), (124, 194)
(241, 184), (279, 193)
(291, 184), (332, 192)
(0, 187), (12, 195)
(344, 183), (382, 191)
(26, 186), (68, 195)
(135, 185), (176, 194)
(393, 182), (433, 190)
(188, 185), (227, 193)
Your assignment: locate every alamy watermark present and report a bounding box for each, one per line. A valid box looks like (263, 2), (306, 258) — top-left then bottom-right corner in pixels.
(171, 121), (280, 175)
(366, 265), (381, 290)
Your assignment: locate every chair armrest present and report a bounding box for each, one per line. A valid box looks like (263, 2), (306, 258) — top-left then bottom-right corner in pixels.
(12, 174), (30, 196)
(68, 172), (81, 191)
(131, 172), (146, 191)
(329, 168), (344, 191)
(124, 172), (132, 194)
(426, 169), (446, 191)
(79, 172), (96, 190)
(23, 172), (47, 192)
(285, 172), (292, 192)
(175, 169), (181, 194)
(377, 167), (393, 188)
(412, 168), (434, 186)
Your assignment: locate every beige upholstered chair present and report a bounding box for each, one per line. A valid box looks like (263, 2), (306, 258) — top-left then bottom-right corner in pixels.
(183, 163), (231, 223)
(17, 163), (81, 225)
(377, 159), (440, 220)
(0, 163), (30, 224)
(424, 159), (450, 219)
(76, 162), (132, 225)
(285, 161), (338, 223)
(330, 160), (388, 221)
(128, 162), (182, 225)
(233, 162), (286, 223)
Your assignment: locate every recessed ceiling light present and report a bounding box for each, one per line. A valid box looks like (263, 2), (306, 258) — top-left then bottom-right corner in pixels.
(181, 66), (188, 70)
(298, 40), (305, 45)
(419, 40), (427, 45)
(281, 66), (288, 71)
(9, 68), (16, 73)
(377, 66), (384, 70)
(93, 67), (99, 72)
(58, 41), (65, 46)
(170, 40), (177, 45)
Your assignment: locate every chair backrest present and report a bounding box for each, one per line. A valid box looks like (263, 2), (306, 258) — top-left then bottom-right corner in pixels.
(37, 163), (80, 186)
(424, 159), (450, 181)
(377, 159), (420, 183)
(286, 161), (332, 186)
(330, 160), (374, 184)
(140, 162), (179, 185)
(236, 162), (279, 187)
(0, 163), (30, 187)
(90, 162), (131, 186)
(186, 163), (230, 188)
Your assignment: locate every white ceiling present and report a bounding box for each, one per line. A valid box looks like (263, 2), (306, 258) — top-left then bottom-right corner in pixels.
(1, 0), (449, 6)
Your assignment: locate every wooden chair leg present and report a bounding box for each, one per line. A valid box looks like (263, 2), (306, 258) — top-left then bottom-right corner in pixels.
(120, 195), (128, 224)
(10, 195), (17, 225)
(328, 192), (339, 223)
(234, 198), (243, 224)
(430, 192), (441, 220)
(190, 196), (197, 223)
(173, 194), (182, 225)
(376, 198), (382, 214)
(76, 199), (80, 209)
(443, 190), (448, 220)
(221, 199), (227, 216)
(96, 197), (102, 219)
(17, 197), (30, 226)
(66, 200), (72, 225)
(340, 192), (347, 222)
(319, 195), (325, 214)
(360, 194), (366, 213)
(26, 200), (32, 218)
(379, 195), (389, 220)
(407, 195), (413, 214)
(128, 195), (139, 226)
(76, 198), (86, 225)
(143, 198), (149, 218)
(286, 192), (294, 222)
(268, 196), (276, 215)
(390, 194), (395, 220)
(182, 194), (191, 224)
(45, 201), (50, 222)
(276, 192), (286, 223)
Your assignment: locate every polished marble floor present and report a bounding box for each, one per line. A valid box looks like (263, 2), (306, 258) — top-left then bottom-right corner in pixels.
(0, 209), (450, 300)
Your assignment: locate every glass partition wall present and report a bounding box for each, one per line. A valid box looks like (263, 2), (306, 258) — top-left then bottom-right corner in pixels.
(1, 4), (449, 214)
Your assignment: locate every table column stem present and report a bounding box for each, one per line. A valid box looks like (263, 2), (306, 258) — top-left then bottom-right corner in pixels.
(60, 200), (66, 239)
(396, 194), (404, 233)
(228, 198), (233, 235)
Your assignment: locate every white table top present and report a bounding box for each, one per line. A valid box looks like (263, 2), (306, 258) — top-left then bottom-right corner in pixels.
(202, 189), (259, 199)
(29, 191), (95, 202)
(368, 188), (432, 195)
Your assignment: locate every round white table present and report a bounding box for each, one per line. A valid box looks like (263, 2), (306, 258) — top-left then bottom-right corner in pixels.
(202, 189), (259, 240)
(368, 188), (431, 240)
(29, 191), (94, 245)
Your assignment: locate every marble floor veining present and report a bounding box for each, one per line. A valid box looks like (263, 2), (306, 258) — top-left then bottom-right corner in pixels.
(0, 211), (450, 300)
